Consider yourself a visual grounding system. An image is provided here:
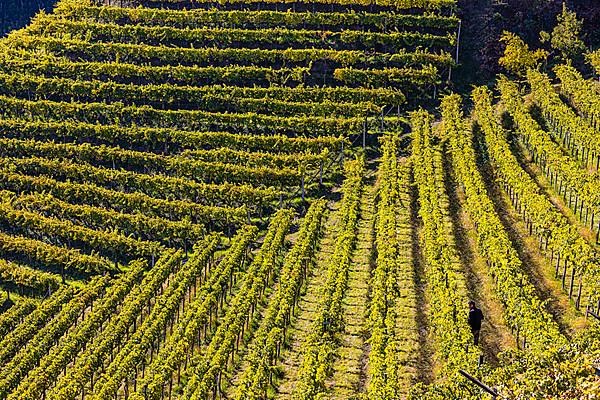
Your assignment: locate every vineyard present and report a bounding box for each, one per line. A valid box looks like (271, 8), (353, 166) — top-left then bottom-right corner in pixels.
(0, 0), (598, 398)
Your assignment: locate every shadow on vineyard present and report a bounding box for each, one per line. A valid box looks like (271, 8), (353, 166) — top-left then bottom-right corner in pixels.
(455, 0), (600, 90)
(0, 0), (57, 35)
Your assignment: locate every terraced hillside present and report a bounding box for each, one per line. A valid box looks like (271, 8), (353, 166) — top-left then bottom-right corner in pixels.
(0, 0), (598, 399)
(0, 0), (448, 286)
(0, 0), (460, 398)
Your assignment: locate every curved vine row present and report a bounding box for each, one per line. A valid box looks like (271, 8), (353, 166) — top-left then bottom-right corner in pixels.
(46, 250), (184, 400)
(499, 77), (600, 235)
(183, 209), (294, 399)
(526, 69), (600, 170)
(444, 92), (567, 353)
(234, 200), (327, 400)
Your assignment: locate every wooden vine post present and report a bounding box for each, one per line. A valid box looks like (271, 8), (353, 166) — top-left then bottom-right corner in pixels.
(458, 370), (499, 399)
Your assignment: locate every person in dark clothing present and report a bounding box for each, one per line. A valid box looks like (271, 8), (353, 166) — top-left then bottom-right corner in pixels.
(468, 301), (484, 345)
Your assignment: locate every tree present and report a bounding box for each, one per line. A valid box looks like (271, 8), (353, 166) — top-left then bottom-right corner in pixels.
(499, 31), (548, 77)
(548, 3), (586, 60)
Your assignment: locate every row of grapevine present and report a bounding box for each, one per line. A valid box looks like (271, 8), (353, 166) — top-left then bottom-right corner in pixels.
(0, 230), (113, 275)
(527, 69), (600, 170)
(7, 33), (446, 73)
(410, 109), (477, 378)
(367, 134), (418, 399)
(0, 258), (62, 293)
(0, 138), (303, 187)
(31, 17), (456, 51)
(2, 154), (259, 209)
(0, 49), (307, 87)
(0, 198), (164, 263)
(8, 191), (204, 247)
(0, 93), (363, 136)
(555, 64), (600, 130)
(0, 52), (310, 87)
(291, 158), (364, 400)
(183, 148), (329, 170)
(334, 65), (440, 87)
(0, 118), (346, 155)
(499, 77), (600, 238)
(136, 0), (456, 11)
(0, 167), (250, 224)
(473, 86), (600, 309)
(0, 72), (388, 117)
(55, 2), (459, 31)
